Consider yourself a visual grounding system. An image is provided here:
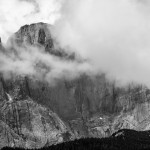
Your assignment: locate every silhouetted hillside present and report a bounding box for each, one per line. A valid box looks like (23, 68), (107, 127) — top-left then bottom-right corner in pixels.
(2, 129), (150, 150)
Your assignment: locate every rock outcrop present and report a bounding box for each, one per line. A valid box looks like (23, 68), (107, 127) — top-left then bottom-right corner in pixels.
(0, 96), (72, 149)
(8, 22), (75, 59)
(1, 22), (150, 148)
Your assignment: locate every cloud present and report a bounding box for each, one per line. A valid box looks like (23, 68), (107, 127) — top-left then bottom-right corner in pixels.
(0, 0), (62, 43)
(0, 0), (92, 85)
(0, 43), (91, 85)
(1, 0), (150, 87)
(52, 0), (150, 86)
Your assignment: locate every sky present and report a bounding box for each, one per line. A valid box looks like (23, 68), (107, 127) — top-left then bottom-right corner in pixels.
(1, 0), (150, 86)
(0, 0), (62, 42)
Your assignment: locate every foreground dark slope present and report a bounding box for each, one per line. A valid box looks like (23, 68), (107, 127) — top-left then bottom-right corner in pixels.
(1, 22), (150, 148)
(3, 129), (150, 150)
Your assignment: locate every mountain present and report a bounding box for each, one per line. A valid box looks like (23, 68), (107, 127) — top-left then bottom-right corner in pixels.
(8, 22), (75, 59)
(1, 22), (150, 148)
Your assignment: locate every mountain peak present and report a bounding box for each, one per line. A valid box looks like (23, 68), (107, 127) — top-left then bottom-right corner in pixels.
(15, 22), (53, 49)
(6, 22), (75, 59)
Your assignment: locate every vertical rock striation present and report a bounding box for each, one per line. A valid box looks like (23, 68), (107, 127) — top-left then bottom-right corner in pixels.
(1, 22), (150, 148)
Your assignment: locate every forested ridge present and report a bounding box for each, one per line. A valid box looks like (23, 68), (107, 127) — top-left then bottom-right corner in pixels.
(2, 129), (150, 150)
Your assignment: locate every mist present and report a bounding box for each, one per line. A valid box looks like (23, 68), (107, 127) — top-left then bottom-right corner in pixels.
(0, 0), (91, 84)
(0, 43), (91, 85)
(53, 0), (150, 86)
(1, 0), (150, 86)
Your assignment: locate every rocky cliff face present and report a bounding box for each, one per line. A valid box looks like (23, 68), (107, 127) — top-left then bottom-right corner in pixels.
(0, 95), (73, 149)
(1, 22), (150, 148)
(8, 22), (75, 59)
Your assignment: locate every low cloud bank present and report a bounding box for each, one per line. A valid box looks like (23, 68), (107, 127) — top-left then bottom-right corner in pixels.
(1, 0), (150, 87)
(53, 0), (150, 86)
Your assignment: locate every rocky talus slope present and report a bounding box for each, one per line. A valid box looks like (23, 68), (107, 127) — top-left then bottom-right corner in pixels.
(1, 22), (150, 148)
